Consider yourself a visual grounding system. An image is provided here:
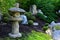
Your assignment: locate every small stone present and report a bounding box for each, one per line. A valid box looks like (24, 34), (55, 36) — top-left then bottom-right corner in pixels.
(45, 29), (52, 36)
(58, 10), (60, 13)
(37, 9), (43, 14)
(44, 15), (47, 18)
(20, 15), (28, 24)
(49, 21), (56, 27)
(33, 22), (39, 26)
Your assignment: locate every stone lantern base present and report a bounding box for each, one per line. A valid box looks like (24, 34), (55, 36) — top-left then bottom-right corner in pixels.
(9, 33), (22, 38)
(8, 21), (22, 38)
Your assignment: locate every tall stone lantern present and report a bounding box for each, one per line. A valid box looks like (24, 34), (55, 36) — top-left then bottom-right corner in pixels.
(8, 3), (26, 38)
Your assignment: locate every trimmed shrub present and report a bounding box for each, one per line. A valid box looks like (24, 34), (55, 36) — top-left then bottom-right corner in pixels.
(28, 20), (33, 25)
(44, 23), (49, 26)
(43, 26), (48, 31)
(43, 23), (49, 31)
(37, 13), (47, 21)
(25, 12), (32, 20)
(30, 16), (36, 21)
(25, 12), (36, 21)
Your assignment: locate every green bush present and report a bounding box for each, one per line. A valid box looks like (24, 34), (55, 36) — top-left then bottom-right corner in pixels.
(37, 13), (47, 21)
(55, 25), (60, 30)
(44, 23), (49, 26)
(28, 20), (33, 25)
(3, 17), (9, 23)
(25, 12), (32, 20)
(43, 23), (49, 31)
(0, 0), (16, 13)
(43, 26), (48, 31)
(30, 16), (36, 21)
(37, 13), (57, 23)
(36, 0), (58, 23)
(0, 0), (16, 22)
(2, 13), (10, 23)
(25, 12), (36, 21)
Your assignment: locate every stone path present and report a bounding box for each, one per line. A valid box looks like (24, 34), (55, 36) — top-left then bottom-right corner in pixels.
(53, 30), (60, 40)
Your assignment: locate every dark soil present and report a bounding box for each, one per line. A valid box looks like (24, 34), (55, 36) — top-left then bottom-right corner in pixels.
(0, 18), (46, 38)
(56, 18), (60, 23)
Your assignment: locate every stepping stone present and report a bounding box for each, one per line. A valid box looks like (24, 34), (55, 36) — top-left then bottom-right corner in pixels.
(53, 30), (60, 40)
(33, 22), (39, 26)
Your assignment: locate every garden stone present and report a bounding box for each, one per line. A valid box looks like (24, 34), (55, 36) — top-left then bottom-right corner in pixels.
(58, 10), (60, 13)
(49, 21), (56, 28)
(33, 22), (39, 26)
(20, 15), (28, 24)
(8, 3), (26, 38)
(53, 30), (60, 40)
(45, 28), (52, 36)
(49, 21), (60, 40)
(37, 9), (43, 14)
(44, 15), (47, 18)
(30, 5), (37, 15)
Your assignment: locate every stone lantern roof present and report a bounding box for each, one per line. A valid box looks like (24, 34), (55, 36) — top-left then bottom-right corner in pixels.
(9, 3), (26, 13)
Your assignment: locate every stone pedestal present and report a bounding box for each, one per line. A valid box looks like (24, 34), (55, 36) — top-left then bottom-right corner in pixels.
(9, 21), (22, 38)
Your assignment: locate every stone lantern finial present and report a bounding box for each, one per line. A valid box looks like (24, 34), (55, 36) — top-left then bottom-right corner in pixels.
(15, 3), (19, 8)
(9, 3), (25, 12)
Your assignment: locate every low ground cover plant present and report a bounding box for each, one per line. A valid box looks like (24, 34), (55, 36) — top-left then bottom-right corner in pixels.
(42, 23), (49, 31)
(0, 30), (51, 40)
(54, 25), (60, 30)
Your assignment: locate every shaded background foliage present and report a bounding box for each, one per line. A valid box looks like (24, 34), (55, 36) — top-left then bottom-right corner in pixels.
(16, 0), (60, 23)
(0, 0), (16, 13)
(0, 0), (60, 14)
(0, 0), (60, 23)
(0, 0), (16, 22)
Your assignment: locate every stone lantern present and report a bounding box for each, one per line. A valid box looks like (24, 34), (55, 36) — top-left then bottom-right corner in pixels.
(8, 3), (25, 38)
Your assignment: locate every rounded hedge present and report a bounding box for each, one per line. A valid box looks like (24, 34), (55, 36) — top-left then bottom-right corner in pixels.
(28, 20), (34, 25)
